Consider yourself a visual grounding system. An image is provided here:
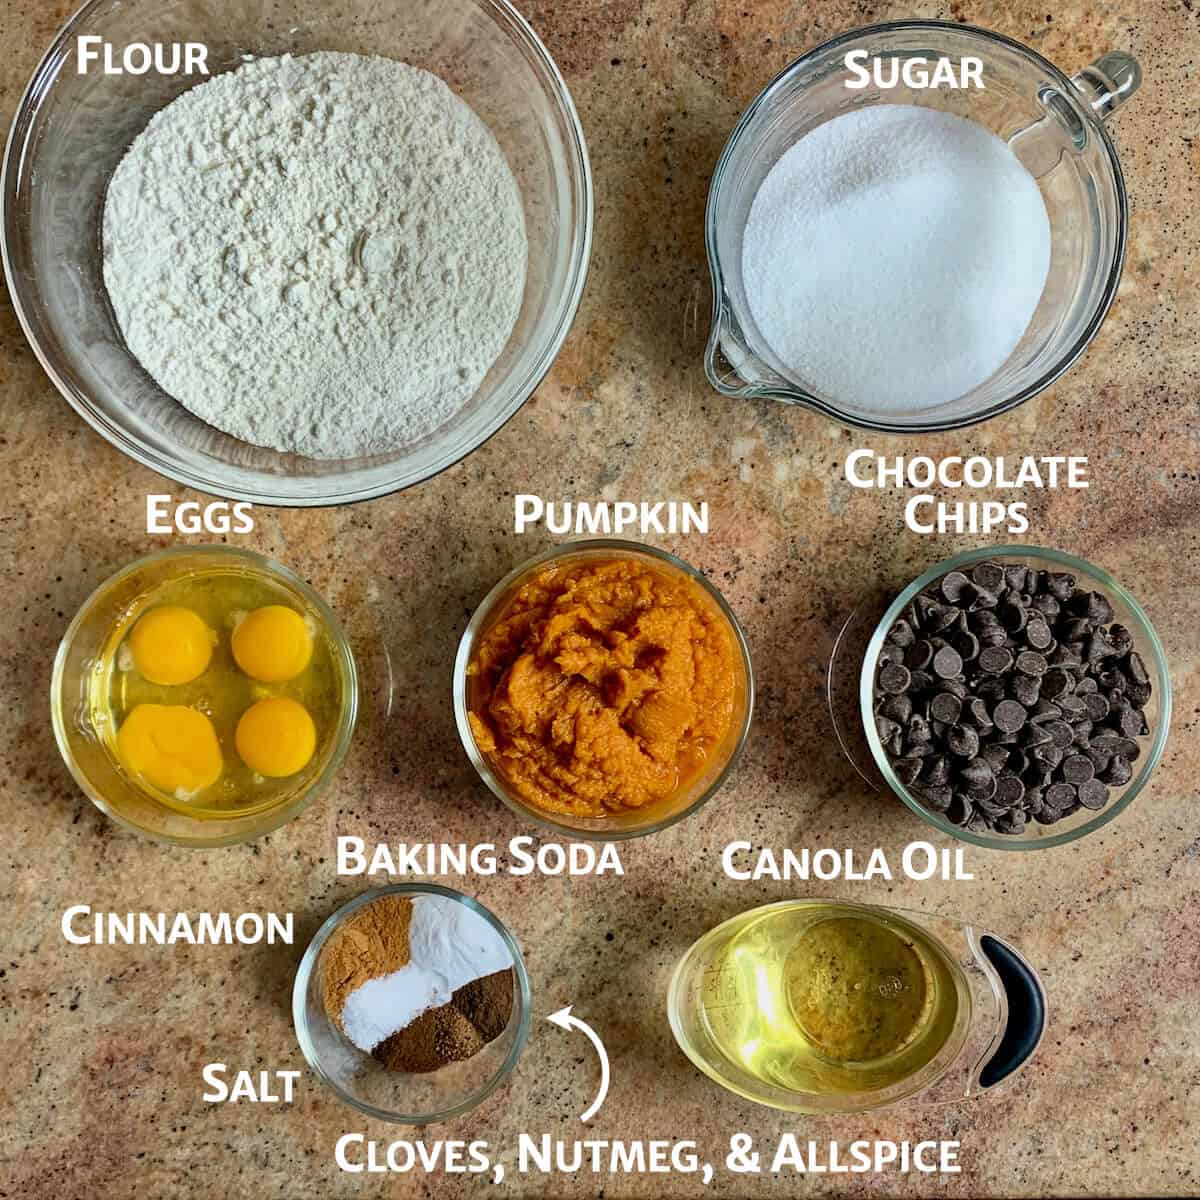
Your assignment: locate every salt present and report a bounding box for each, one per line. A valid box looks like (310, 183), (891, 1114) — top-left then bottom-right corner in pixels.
(741, 105), (1051, 414)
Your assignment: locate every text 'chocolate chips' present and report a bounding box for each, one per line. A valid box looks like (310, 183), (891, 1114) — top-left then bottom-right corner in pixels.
(873, 558), (1154, 836)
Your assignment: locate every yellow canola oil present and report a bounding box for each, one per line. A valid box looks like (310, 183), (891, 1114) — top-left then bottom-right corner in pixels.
(697, 901), (963, 1096)
(87, 567), (341, 819)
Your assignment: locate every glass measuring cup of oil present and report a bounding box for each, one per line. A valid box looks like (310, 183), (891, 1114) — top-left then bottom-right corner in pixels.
(52, 546), (357, 846)
(705, 19), (1140, 432)
(668, 899), (1045, 1113)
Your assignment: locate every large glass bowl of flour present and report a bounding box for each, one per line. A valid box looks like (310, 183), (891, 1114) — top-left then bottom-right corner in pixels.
(705, 20), (1139, 432)
(2, 0), (592, 504)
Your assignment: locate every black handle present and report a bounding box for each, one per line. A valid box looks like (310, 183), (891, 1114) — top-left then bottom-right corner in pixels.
(979, 934), (1046, 1088)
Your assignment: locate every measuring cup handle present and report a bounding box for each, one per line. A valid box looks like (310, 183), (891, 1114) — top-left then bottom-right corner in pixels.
(978, 935), (1046, 1087)
(1071, 51), (1142, 120)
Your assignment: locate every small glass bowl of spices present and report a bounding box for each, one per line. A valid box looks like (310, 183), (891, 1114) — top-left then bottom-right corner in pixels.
(293, 885), (531, 1124)
(454, 540), (755, 840)
(861, 547), (1171, 850)
(51, 546), (357, 846)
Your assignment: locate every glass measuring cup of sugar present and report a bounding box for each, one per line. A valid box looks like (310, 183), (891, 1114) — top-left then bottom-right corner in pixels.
(704, 20), (1140, 433)
(667, 899), (1046, 1114)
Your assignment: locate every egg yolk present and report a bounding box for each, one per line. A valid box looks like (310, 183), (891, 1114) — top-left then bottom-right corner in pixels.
(235, 697), (316, 777)
(232, 606), (313, 683)
(129, 606), (213, 685)
(117, 704), (223, 795)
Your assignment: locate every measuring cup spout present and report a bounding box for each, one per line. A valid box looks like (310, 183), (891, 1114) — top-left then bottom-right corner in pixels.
(703, 296), (792, 399)
(1071, 51), (1142, 120)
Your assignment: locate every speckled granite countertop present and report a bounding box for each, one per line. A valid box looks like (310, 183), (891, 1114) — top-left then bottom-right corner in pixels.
(2, 0), (1198, 1196)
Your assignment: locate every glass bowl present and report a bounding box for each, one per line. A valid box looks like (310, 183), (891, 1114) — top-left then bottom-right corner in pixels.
(50, 545), (358, 846)
(293, 885), (531, 1124)
(860, 546), (1171, 850)
(453, 540), (755, 840)
(2, 0), (592, 505)
(705, 20), (1139, 432)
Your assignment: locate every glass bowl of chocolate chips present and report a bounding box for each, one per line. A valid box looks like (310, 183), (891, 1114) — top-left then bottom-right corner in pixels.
(861, 547), (1171, 849)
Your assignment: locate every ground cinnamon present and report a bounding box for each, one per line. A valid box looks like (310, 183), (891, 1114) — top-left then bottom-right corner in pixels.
(321, 895), (413, 1030)
(372, 969), (515, 1074)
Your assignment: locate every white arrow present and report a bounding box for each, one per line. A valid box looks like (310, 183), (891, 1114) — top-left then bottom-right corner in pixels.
(547, 1006), (610, 1123)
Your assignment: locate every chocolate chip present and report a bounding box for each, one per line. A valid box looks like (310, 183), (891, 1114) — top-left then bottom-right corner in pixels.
(952, 631), (980, 662)
(1009, 674), (1041, 708)
(995, 809), (1027, 835)
(1115, 707), (1143, 739)
(880, 694), (914, 723)
(923, 755), (951, 786)
(981, 744), (1011, 774)
(1046, 572), (1076, 601)
(1015, 650), (1048, 677)
(930, 693), (963, 724)
(908, 670), (934, 694)
(1077, 779), (1110, 810)
(960, 756), (994, 788)
(995, 775), (1025, 807)
(978, 625), (1009, 649)
(1022, 723), (1053, 749)
(1040, 668), (1073, 699)
(1044, 720), (1075, 749)
(999, 601), (1028, 633)
(1108, 624), (1133, 655)
(1004, 565), (1029, 592)
(893, 757), (923, 786)
(1029, 699), (1062, 724)
(906, 640), (933, 671)
(993, 700), (1027, 734)
(1100, 756), (1133, 786)
(1091, 734), (1139, 757)
(878, 663), (911, 694)
(940, 571), (971, 603)
(947, 725), (980, 758)
(971, 561), (1005, 592)
(920, 785), (953, 811)
(1060, 617), (1092, 643)
(1084, 591), (1114, 625)
(1024, 619), (1053, 650)
(1045, 782), (1077, 811)
(1030, 593), (1061, 620)
(932, 645), (963, 680)
(1061, 754), (1095, 785)
(1031, 743), (1064, 772)
(964, 698), (993, 729)
(946, 794), (972, 826)
(1125, 651), (1149, 686)
(978, 646), (1013, 675)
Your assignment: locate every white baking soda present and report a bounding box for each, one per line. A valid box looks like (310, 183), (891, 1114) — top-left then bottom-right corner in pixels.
(741, 105), (1051, 413)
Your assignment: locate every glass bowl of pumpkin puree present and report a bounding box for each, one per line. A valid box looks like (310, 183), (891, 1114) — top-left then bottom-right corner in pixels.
(454, 541), (754, 839)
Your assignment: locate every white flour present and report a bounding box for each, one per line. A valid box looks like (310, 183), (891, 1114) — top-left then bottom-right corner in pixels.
(103, 52), (527, 459)
(742, 105), (1050, 414)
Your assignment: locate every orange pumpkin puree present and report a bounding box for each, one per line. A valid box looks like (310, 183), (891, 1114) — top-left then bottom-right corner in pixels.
(466, 556), (738, 818)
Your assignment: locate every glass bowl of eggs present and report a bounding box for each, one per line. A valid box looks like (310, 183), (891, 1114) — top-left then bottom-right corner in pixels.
(51, 546), (357, 846)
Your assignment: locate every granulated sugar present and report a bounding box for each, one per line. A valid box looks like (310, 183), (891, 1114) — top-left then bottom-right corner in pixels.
(741, 105), (1051, 413)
